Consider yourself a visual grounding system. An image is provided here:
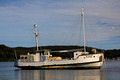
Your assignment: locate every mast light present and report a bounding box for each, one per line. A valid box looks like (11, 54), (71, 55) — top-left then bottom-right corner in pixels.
(34, 24), (37, 28)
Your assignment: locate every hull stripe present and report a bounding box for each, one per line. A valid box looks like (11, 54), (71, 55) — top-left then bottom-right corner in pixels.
(16, 61), (102, 69)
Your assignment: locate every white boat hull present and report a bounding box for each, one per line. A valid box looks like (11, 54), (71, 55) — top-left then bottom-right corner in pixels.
(15, 53), (104, 69)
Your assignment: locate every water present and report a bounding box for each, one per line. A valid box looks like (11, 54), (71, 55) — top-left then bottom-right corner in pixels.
(0, 60), (120, 80)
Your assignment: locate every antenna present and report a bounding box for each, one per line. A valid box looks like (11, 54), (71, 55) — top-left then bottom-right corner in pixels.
(81, 8), (86, 52)
(33, 24), (39, 51)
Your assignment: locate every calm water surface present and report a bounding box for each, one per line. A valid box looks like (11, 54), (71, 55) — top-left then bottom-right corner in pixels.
(0, 60), (120, 80)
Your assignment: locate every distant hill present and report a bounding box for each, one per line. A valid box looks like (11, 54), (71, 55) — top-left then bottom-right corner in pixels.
(104, 49), (120, 59)
(0, 44), (120, 61)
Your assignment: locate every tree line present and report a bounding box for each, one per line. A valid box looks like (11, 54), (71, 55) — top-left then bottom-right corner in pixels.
(0, 44), (120, 61)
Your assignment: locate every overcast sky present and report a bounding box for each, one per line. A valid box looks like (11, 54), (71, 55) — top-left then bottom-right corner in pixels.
(0, 0), (120, 49)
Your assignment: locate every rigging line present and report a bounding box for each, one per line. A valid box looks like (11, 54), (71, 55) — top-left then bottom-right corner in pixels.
(84, 11), (89, 47)
(87, 25), (98, 46)
(68, 22), (79, 45)
(60, 10), (82, 45)
(38, 30), (42, 50)
(69, 15), (82, 45)
(62, 11), (85, 46)
(78, 13), (83, 46)
(86, 25), (94, 47)
(86, 25), (93, 46)
(77, 24), (81, 45)
(80, 12), (84, 47)
(63, 25), (74, 45)
(32, 30), (36, 53)
(61, 19), (79, 45)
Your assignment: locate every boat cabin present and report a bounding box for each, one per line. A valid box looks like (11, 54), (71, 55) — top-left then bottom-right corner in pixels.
(74, 51), (89, 59)
(20, 54), (36, 62)
(19, 49), (92, 62)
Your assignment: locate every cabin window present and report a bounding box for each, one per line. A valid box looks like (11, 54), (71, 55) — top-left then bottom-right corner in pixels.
(25, 57), (28, 59)
(21, 57), (24, 59)
(30, 56), (34, 60)
(76, 54), (78, 55)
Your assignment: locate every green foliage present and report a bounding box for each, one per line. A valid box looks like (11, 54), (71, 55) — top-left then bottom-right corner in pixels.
(0, 44), (120, 61)
(0, 44), (34, 61)
(104, 49), (120, 59)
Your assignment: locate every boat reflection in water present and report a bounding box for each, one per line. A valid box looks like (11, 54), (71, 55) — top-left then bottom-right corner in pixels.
(15, 69), (104, 80)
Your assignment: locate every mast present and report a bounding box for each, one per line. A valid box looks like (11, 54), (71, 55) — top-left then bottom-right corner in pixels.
(81, 8), (86, 52)
(33, 24), (39, 51)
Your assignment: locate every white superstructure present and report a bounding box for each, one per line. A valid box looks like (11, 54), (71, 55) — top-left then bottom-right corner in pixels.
(14, 8), (104, 69)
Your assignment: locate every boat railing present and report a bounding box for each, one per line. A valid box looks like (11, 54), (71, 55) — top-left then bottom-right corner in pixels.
(50, 49), (84, 53)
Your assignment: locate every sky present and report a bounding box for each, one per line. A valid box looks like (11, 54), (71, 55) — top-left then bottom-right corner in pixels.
(0, 0), (120, 49)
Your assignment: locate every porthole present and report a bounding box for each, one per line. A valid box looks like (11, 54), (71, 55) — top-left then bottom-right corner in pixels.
(21, 57), (24, 59)
(25, 57), (27, 59)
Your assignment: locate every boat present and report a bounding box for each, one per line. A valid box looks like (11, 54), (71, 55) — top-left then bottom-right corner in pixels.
(14, 8), (104, 69)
